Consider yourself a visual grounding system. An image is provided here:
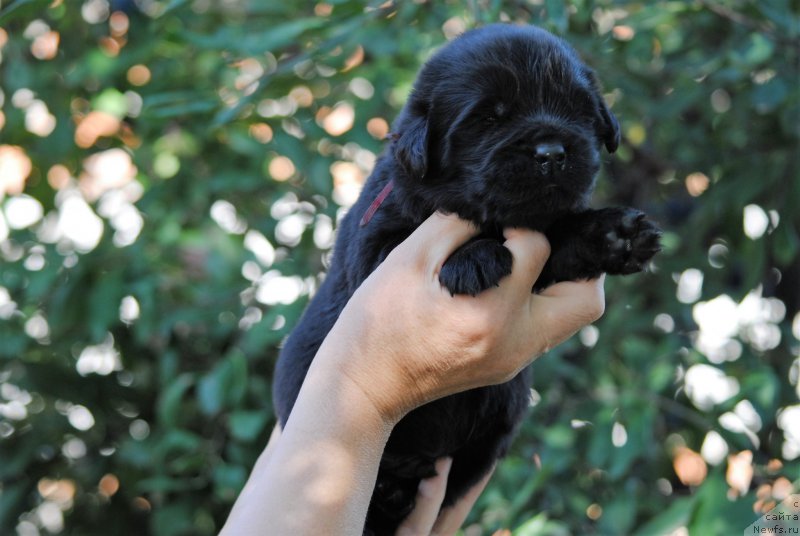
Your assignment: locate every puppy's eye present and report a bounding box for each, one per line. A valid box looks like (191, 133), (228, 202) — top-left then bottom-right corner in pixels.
(485, 101), (508, 122)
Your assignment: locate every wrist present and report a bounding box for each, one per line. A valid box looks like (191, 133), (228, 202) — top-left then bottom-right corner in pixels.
(313, 328), (419, 429)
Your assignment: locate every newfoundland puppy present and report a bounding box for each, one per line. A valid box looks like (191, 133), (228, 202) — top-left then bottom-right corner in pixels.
(273, 24), (661, 533)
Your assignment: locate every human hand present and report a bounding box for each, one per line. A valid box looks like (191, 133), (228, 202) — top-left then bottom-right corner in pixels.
(316, 212), (605, 424)
(395, 458), (493, 536)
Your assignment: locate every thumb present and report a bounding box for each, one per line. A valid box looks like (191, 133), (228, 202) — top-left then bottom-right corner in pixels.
(529, 276), (606, 350)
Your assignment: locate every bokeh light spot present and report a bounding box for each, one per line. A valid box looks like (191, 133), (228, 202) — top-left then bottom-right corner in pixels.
(76, 335), (121, 376)
(289, 86), (314, 107)
(98, 474), (120, 498)
(726, 450), (754, 497)
(349, 78), (374, 100)
(109, 11), (129, 36)
(343, 45), (364, 72)
(0, 145), (33, 197)
(31, 31), (60, 60)
(676, 268), (703, 304)
(711, 89), (732, 113)
(701, 430), (729, 465)
(80, 148), (137, 200)
(442, 16), (467, 40)
(119, 296), (140, 324)
(626, 123), (646, 146)
(743, 204), (769, 239)
(75, 110), (120, 148)
(153, 153), (180, 179)
(330, 161), (364, 207)
(586, 503), (603, 520)
(5, 195), (44, 229)
(127, 64), (151, 86)
(320, 102), (355, 136)
(25, 100), (57, 136)
(612, 25), (635, 41)
(82, 0), (110, 24)
(249, 122), (273, 143)
(684, 364), (740, 411)
(673, 446), (707, 486)
(367, 117), (389, 139)
(685, 172), (709, 196)
(48, 165), (72, 190)
(268, 155), (296, 181)
(67, 405), (95, 431)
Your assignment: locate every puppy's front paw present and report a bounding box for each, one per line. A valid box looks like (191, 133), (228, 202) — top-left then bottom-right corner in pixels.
(601, 208), (662, 275)
(439, 238), (512, 296)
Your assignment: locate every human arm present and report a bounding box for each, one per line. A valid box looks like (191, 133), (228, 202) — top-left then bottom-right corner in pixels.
(220, 212), (605, 536)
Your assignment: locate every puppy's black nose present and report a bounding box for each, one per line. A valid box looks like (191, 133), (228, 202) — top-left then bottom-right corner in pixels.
(534, 143), (566, 175)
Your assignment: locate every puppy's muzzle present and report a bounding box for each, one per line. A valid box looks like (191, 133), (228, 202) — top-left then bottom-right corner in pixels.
(534, 142), (566, 176)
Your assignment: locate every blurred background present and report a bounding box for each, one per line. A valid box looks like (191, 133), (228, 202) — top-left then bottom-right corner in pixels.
(0, 0), (798, 534)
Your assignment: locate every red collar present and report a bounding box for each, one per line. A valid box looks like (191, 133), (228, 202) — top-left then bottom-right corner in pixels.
(359, 180), (395, 227)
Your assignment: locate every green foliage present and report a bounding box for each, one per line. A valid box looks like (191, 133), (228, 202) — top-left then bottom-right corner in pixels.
(1, 0), (798, 534)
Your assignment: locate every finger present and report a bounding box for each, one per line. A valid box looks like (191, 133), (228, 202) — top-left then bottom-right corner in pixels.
(262, 424), (282, 462)
(393, 212), (480, 273)
(431, 464), (495, 535)
(529, 276), (606, 349)
(396, 458), (452, 536)
(502, 229), (551, 290)
(538, 275), (606, 319)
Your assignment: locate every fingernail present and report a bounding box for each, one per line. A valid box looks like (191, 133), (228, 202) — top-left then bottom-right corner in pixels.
(418, 457), (452, 497)
(436, 457), (453, 475)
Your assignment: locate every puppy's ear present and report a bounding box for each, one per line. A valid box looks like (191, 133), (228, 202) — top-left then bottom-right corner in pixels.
(585, 68), (621, 153)
(597, 98), (621, 153)
(393, 105), (430, 179)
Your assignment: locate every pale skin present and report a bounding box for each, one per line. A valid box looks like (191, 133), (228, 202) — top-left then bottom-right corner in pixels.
(220, 212), (606, 536)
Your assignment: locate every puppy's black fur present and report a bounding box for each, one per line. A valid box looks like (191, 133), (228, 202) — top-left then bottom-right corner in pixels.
(273, 24), (661, 534)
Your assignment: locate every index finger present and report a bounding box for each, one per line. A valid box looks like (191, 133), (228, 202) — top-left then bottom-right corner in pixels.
(392, 211), (480, 273)
(502, 228), (551, 291)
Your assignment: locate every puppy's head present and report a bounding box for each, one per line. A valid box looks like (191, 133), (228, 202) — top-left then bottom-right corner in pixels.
(392, 24), (620, 228)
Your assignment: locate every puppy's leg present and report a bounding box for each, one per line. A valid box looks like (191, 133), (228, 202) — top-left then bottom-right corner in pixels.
(439, 237), (513, 296)
(537, 207), (661, 288)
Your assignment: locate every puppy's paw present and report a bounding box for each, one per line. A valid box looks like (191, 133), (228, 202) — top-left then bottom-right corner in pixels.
(601, 208), (662, 275)
(439, 238), (513, 296)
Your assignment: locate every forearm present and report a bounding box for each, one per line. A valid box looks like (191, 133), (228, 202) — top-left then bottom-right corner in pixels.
(220, 345), (395, 536)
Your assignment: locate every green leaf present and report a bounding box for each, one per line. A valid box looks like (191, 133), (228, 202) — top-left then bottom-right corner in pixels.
(740, 370), (779, 416)
(150, 500), (195, 536)
(513, 513), (570, 536)
(543, 0), (568, 33)
(197, 363), (229, 416)
(228, 410), (268, 442)
(633, 496), (695, 536)
(157, 373), (195, 427)
(0, 481), (29, 529)
(93, 88), (129, 119)
(212, 463), (247, 497)
(88, 269), (124, 341)
(599, 494), (638, 535)
(157, 429), (204, 459)
(196, 351), (248, 415)
(182, 18), (327, 55)
(0, 0), (50, 24)
(773, 218), (800, 266)
(690, 472), (760, 534)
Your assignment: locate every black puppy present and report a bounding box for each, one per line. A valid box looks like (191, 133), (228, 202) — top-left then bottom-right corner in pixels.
(273, 24), (660, 533)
